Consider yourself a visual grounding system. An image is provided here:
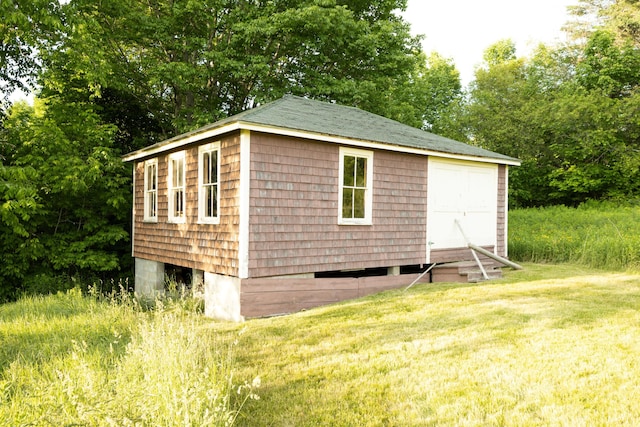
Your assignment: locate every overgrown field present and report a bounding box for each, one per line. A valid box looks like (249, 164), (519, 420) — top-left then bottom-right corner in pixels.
(509, 202), (640, 269)
(3, 265), (640, 425)
(0, 289), (258, 426)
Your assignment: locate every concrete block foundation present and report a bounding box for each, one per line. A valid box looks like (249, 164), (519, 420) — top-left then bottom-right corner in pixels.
(134, 258), (164, 297)
(204, 272), (244, 322)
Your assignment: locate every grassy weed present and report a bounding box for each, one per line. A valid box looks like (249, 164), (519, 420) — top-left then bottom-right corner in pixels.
(509, 203), (640, 269)
(0, 288), (258, 426)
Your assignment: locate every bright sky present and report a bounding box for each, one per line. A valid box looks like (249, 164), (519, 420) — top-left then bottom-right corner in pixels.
(403, 0), (576, 85)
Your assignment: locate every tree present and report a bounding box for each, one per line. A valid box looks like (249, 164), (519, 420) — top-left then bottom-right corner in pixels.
(366, 51), (462, 132)
(0, 99), (130, 300)
(563, 0), (612, 44)
(482, 38), (517, 65)
(0, 0), (61, 108)
(40, 0), (427, 144)
(417, 52), (463, 135)
(463, 32), (640, 207)
(595, 0), (640, 45)
(576, 30), (640, 98)
(464, 41), (556, 206)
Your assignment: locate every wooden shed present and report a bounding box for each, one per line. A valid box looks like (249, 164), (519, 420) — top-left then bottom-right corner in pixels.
(122, 95), (520, 321)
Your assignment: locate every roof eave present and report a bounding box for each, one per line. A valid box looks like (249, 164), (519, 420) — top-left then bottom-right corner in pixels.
(121, 122), (242, 162)
(122, 121), (520, 166)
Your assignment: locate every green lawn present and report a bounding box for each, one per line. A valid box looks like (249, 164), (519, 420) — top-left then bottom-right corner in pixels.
(221, 264), (640, 426)
(2, 264), (640, 426)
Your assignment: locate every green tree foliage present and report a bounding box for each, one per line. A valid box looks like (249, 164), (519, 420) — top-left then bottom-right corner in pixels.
(567, 0), (640, 46)
(464, 25), (640, 207)
(482, 38), (517, 65)
(416, 52), (463, 135)
(0, 100), (130, 300)
(41, 0), (430, 143)
(564, 0), (611, 43)
(371, 51), (462, 132)
(0, 0), (61, 107)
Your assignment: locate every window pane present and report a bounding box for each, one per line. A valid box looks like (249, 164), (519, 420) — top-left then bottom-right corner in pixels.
(211, 151), (218, 184)
(177, 159), (184, 187)
(203, 152), (210, 184)
(172, 158), (184, 188)
(356, 157), (366, 187)
(211, 185), (217, 217)
(206, 184), (218, 217)
(205, 186), (212, 217)
(147, 164), (157, 190)
(354, 189), (365, 218)
(149, 192), (156, 217)
(342, 188), (353, 218)
(171, 159), (177, 187)
(343, 155), (355, 186)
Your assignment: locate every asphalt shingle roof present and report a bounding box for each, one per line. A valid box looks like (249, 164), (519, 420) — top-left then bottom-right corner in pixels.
(123, 95), (519, 164)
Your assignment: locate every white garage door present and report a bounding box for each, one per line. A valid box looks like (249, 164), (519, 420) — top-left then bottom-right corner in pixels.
(426, 158), (498, 262)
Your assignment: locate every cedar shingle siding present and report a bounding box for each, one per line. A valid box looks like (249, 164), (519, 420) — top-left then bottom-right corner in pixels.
(248, 133), (427, 277)
(133, 133), (241, 276)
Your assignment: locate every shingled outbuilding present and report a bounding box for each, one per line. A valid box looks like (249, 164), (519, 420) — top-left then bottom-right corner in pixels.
(122, 95), (520, 321)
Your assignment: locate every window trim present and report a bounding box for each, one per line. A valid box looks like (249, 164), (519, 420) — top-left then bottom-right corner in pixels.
(143, 158), (158, 223)
(338, 147), (373, 225)
(198, 141), (221, 224)
(167, 151), (186, 224)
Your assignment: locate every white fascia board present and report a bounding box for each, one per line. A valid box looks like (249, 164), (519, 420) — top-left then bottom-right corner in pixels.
(121, 123), (242, 162)
(241, 123), (521, 166)
(122, 120), (520, 166)
(238, 129), (251, 279)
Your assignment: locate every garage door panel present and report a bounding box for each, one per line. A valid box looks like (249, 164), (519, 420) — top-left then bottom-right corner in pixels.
(427, 159), (498, 261)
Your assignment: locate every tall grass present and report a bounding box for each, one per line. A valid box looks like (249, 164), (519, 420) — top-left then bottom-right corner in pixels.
(0, 288), (259, 426)
(509, 202), (640, 269)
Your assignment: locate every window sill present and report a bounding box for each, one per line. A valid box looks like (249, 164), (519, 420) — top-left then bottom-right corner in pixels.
(197, 218), (221, 225)
(338, 219), (372, 226)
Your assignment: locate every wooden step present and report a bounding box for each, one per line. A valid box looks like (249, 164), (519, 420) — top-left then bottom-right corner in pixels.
(432, 260), (503, 283)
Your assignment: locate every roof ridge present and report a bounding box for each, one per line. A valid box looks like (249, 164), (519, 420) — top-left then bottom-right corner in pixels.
(230, 95), (289, 120)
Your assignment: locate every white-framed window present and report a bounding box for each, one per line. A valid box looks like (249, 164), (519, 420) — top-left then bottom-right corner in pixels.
(338, 147), (373, 225)
(143, 158), (158, 222)
(198, 142), (220, 224)
(168, 151), (186, 223)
